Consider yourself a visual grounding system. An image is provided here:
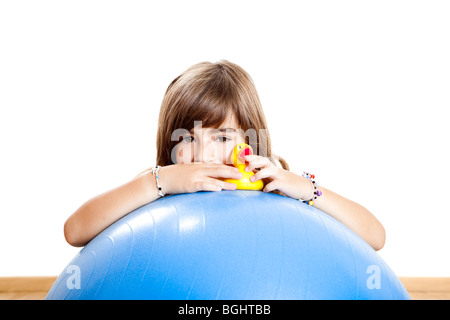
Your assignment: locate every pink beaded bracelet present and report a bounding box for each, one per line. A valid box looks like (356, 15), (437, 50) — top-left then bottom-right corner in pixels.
(299, 172), (322, 206)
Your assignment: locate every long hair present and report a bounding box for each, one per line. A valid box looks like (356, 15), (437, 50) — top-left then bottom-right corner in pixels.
(155, 60), (289, 171)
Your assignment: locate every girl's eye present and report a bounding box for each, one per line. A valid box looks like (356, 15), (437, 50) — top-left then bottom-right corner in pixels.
(182, 136), (194, 143)
(216, 136), (231, 143)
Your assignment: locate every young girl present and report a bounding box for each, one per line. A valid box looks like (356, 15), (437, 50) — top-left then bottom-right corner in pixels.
(64, 60), (385, 251)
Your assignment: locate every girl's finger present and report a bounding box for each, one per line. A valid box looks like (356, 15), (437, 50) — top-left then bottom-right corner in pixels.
(250, 166), (277, 182)
(243, 154), (258, 162)
(263, 180), (280, 193)
(210, 177), (238, 191)
(244, 155), (271, 172)
(193, 180), (222, 192)
(204, 164), (242, 179)
(218, 180), (238, 190)
(195, 178), (237, 192)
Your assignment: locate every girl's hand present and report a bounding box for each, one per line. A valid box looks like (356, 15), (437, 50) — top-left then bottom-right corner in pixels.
(244, 155), (311, 200)
(158, 163), (243, 195)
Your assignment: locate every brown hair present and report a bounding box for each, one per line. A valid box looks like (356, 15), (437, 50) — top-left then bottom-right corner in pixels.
(156, 60), (289, 171)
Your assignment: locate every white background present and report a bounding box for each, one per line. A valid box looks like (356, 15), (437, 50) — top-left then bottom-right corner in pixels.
(1, 1), (449, 277)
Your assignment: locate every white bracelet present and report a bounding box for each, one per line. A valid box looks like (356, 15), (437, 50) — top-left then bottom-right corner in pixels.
(150, 165), (165, 198)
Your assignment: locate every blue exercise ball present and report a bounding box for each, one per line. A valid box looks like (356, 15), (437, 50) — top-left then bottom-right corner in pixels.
(46, 190), (410, 300)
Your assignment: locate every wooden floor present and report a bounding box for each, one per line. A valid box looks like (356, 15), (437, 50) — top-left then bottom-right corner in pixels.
(0, 277), (56, 300)
(0, 276), (449, 300)
(399, 277), (450, 300)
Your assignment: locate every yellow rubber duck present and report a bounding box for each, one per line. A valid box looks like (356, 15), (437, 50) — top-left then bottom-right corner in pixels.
(223, 143), (264, 190)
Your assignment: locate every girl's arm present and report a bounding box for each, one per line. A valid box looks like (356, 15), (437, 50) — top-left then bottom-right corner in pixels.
(245, 155), (386, 251)
(305, 185), (386, 251)
(64, 171), (159, 247)
(64, 164), (242, 247)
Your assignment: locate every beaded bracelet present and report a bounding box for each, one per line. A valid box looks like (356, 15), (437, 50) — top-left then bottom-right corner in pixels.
(299, 172), (322, 205)
(150, 165), (165, 198)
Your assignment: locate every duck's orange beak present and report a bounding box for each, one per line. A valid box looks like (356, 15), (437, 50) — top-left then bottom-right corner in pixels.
(237, 147), (252, 163)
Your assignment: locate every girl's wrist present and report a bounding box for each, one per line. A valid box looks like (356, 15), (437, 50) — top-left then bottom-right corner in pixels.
(278, 170), (311, 200)
(150, 166), (165, 197)
(155, 165), (172, 196)
(145, 165), (172, 198)
(297, 176), (314, 200)
(298, 172), (322, 205)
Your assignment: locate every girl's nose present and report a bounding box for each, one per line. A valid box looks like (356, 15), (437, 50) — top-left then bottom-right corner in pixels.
(194, 141), (216, 163)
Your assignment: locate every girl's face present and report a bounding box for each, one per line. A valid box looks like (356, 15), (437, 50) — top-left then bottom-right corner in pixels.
(174, 113), (245, 165)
